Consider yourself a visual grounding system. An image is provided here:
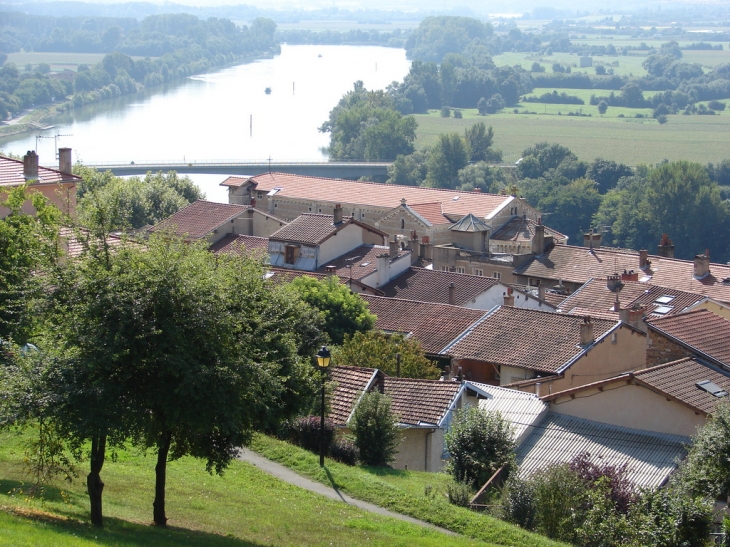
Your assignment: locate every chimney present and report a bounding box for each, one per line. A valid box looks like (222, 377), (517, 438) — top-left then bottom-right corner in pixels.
(535, 381), (541, 397)
(396, 353), (401, 378)
(442, 365), (452, 381)
(657, 233), (674, 258)
(639, 250), (650, 270)
(694, 251), (711, 279)
(389, 236), (400, 257)
(410, 231), (419, 264)
(619, 304), (645, 332)
(419, 235), (432, 261)
(23, 150), (39, 180)
(579, 316), (594, 346)
(621, 270), (638, 282)
(503, 287), (515, 307)
(606, 274), (624, 292)
(532, 218), (545, 254)
(583, 230), (601, 250)
(333, 203), (343, 224)
(58, 147), (72, 176)
(538, 282), (545, 302)
(324, 265), (337, 274)
(456, 366), (463, 382)
(448, 282), (456, 305)
(376, 252), (391, 286)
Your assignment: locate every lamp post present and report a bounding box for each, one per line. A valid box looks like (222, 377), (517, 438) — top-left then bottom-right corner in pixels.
(316, 345), (331, 467)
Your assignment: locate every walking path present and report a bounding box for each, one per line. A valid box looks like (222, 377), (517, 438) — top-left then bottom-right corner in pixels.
(236, 448), (456, 536)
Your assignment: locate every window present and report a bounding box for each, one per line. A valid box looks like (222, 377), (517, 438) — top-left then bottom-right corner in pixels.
(284, 245), (299, 265)
(401, 218), (405, 229)
(441, 265), (450, 272)
(474, 269), (484, 277)
(457, 267), (465, 274)
(493, 272), (501, 280)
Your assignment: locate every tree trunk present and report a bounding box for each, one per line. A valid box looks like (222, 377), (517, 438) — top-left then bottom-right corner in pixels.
(153, 431), (172, 526)
(87, 432), (107, 527)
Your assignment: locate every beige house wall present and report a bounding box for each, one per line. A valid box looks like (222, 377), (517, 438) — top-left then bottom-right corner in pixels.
(549, 383), (705, 437)
(251, 210), (288, 238)
(1, 182), (77, 219)
(689, 300), (730, 321)
(319, 223), (370, 266)
(393, 428), (445, 472)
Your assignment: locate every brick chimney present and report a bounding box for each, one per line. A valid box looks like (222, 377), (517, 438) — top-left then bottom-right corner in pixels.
(639, 250), (650, 270)
(23, 150), (39, 180)
(448, 282), (456, 305)
(619, 304), (646, 332)
(389, 236), (400, 257)
(532, 217), (545, 255)
(579, 316), (594, 346)
(503, 287), (515, 306)
(621, 270), (638, 282)
(58, 147), (72, 176)
(333, 203), (343, 224)
(694, 251), (711, 279)
(583, 230), (601, 250)
(657, 233), (674, 258)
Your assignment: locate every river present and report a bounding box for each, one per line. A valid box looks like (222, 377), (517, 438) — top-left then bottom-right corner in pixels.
(0, 44), (410, 202)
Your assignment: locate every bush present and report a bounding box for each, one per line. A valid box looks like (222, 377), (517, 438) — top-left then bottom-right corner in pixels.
(502, 475), (536, 529)
(286, 415), (335, 455)
(440, 106), (450, 117)
(531, 464), (586, 543)
(328, 436), (359, 465)
(444, 407), (515, 489)
(350, 391), (401, 467)
(453, 109), (462, 118)
(709, 100), (726, 111)
(446, 480), (473, 507)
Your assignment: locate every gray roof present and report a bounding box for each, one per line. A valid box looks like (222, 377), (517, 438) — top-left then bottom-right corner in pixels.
(469, 383), (548, 444)
(450, 213), (490, 233)
(516, 412), (688, 488)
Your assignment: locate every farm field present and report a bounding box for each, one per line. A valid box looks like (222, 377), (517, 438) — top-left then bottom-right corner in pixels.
(5, 52), (149, 72)
(414, 109), (730, 165)
(492, 51), (650, 77)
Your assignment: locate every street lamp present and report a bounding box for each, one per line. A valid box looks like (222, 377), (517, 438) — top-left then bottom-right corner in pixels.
(316, 345), (331, 467)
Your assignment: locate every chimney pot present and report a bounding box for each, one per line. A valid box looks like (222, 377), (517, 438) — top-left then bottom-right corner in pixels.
(389, 236), (400, 258)
(579, 316), (594, 346)
(333, 203), (343, 224)
(532, 222), (546, 255)
(58, 147), (72, 176)
(639, 250), (649, 270)
(448, 282), (456, 305)
(694, 253), (711, 279)
(23, 150), (39, 180)
(657, 233), (675, 258)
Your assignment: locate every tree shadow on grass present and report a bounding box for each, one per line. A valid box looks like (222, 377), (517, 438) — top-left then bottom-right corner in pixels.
(3, 508), (265, 547)
(359, 465), (410, 478)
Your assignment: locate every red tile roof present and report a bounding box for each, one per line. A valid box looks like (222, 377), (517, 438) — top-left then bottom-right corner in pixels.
(491, 217), (567, 243)
(647, 309), (730, 367)
(232, 172), (513, 219)
(209, 233), (269, 256)
(361, 295), (487, 355)
(0, 155), (80, 187)
(408, 202), (448, 225)
(317, 244), (409, 280)
(385, 376), (463, 426)
(634, 358), (730, 415)
(328, 366), (380, 425)
(515, 245), (730, 303)
(269, 213), (385, 246)
(148, 200), (250, 240)
(444, 306), (621, 374)
(380, 267), (500, 305)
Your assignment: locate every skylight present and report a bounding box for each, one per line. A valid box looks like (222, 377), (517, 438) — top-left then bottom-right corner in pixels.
(654, 295), (675, 305)
(267, 187), (282, 196)
(452, 196), (460, 201)
(653, 306), (673, 315)
(696, 380), (728, 398)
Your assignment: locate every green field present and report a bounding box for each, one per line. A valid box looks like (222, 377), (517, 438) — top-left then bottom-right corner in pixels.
(415, 109), (730, 165)
(492, 51), (650, 78)
(0, 431), (492, 547)
(5, 52), (150, 72)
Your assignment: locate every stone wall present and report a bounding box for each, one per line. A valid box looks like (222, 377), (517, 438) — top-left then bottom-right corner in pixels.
(646, 330), (692, 366)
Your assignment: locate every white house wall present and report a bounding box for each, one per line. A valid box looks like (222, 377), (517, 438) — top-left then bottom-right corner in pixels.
(318, 223), (367, 266)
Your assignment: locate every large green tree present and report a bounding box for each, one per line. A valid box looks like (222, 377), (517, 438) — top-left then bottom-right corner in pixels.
(426, 132), (469, 189)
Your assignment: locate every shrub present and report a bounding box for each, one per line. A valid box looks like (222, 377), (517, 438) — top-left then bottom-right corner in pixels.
(446, 480), (472, 507)
(502, 475), (536, 529)
(350, 391), (401, 467)
(453, 109), (462, 118)
(531, 464), (586, 543)
(328, 436), (359, 465)
(657, 114), (668, 124)
(709, 100), (726, 111)
(444, 407), (515, 489)
(440, 106), (450, 117)
(286, 415), (335, 455)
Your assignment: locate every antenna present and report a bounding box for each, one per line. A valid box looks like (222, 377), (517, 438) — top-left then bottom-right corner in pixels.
(36, 133), (73, 158)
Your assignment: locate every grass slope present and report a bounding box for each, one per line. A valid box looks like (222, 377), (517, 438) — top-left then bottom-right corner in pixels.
(0, 431), (491, 547)
(250, 435), (569, 547)
(414, 109), (730, 165)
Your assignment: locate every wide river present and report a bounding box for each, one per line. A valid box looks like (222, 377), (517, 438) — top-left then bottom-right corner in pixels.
(0, 44), (411, 202)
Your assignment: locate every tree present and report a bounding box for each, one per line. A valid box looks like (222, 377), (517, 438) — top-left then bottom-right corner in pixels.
(517, 142), (577, 180)
(477, 96), (488, 115)
(444, 406), (515, 489)
(42, 236), (320, 526)
(457, 162), (507, 193)
(464, 122), (501, 162)
(586, 158), (633, 193)
(288, 276), (375, 345)
(332, 331), (440, 379)
(350, 391), (401, 466)
(538, 178), (603, 243)
(426, 132), (469, 189)
(598, 100), (608, 115)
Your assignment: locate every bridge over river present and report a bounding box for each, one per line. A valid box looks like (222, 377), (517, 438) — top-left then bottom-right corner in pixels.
(81, 160), (392, 182)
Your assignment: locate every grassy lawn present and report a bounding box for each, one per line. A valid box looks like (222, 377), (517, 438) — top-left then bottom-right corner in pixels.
(0, 431), (492, 547)
(414, 109), (730, 165)
(249, 435), (569, 547)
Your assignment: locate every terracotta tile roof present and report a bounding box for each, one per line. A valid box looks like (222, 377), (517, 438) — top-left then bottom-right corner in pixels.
(220, 176), (249, 188)
(559, 278), (704, 320)
(444, 306), (621, 374)
(491, 217), (567, 243)
(633, 358), (730, 415)
(148, 200), (250, 240)
(0, 155), (80, 187)
(361, 295), (487, 354)
(59, 227), (128, 258)
(239, 172), (513, 219)
(317, 244), (408, 280)
(542, 291), (569, 308)
(408, 202), (448, 225)
(384, 376), (463, 426)
(269, 213), (379, 246)
(515, 245), (730, 303)
(209, 233), (269, 256)
(328, 366), (379, 425)
(647, 309), (730, 367)
(380, 267), (500, 305)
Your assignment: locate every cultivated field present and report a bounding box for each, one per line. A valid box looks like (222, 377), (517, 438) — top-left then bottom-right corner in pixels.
(415, 109), (730, 165)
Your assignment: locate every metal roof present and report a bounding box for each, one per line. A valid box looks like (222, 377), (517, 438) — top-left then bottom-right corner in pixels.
(516, 412), (688, 488)
(469, 382), (549, 444)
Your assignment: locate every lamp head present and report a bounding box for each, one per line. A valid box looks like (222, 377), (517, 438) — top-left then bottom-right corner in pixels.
(316, 346), (331, 368)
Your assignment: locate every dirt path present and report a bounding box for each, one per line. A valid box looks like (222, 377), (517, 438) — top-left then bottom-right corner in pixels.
(236, 447), (457, 536)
